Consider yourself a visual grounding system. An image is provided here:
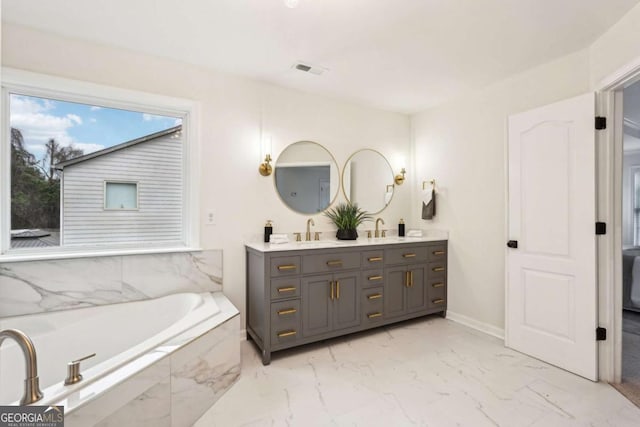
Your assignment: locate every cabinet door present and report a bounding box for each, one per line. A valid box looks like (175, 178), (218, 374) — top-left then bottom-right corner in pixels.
(332, 272), (361, 331)
(406, 264), (428, 313)
(384, 266), (407, 319)
(302, 274), (332, 337)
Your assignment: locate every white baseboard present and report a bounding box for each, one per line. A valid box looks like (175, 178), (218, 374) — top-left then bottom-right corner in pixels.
(446, 310), (505, 340)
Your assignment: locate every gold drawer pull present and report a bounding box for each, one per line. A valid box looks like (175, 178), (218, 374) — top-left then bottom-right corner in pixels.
(432, 282), (445, 288)
(326, 260), (343, 266)
(277, 330), (297, 338)
(368, 312), (383, 319)
(277, 264), (297, 271)
(402, 253), (416, 258)
(432, 267), (445, 272)
(432, 250), (445, 255)
(277, 286), (297, 293)
(432, 298), (445, 304)
(336, 281), (340, 299)
(368, 256), (383, 262)
(277, 308), (297, 315)
(368, 293), (382, 300)
(368, 275), (383, 281)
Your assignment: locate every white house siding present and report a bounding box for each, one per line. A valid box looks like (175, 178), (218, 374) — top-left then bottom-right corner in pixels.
(61, 131), (183, 246)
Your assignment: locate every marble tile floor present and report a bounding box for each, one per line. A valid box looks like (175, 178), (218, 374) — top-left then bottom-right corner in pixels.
(195, 316), (640, 426)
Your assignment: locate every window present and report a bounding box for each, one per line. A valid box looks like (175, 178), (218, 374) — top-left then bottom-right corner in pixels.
(1, 69), (200, 258)
(105, 182), (138, 210)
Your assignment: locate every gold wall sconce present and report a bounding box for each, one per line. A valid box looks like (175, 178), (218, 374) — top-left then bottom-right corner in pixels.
(259, 154), (272, 176)
(259, 136), (273, 176)
(394, 168), (406, 185)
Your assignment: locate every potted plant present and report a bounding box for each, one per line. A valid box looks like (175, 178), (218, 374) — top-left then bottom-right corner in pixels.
(324, 203), (372, 240)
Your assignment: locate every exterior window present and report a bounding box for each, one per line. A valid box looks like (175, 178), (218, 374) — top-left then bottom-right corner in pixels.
(105, 182), (138, 210)
(2, 69), (199, 257)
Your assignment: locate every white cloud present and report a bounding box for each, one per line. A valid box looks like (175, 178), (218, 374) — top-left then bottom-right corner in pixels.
(10, 95), (99, 157)
(89, 118), (97, 123)
(143, 113), (164, 121)
(89, 106), (102, 111)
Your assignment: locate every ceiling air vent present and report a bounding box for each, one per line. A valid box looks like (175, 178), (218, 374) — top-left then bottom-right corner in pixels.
(292, 62), (328, 76)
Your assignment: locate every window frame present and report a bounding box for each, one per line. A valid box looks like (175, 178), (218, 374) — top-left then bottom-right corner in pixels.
(103, 181), (140, 211)
(0, 68), (201, 261)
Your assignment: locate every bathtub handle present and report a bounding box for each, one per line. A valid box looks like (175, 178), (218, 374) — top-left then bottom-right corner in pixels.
(65, 352), (96, 385)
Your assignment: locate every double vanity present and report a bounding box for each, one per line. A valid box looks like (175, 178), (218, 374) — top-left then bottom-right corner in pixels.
(246, 233), (448, 364)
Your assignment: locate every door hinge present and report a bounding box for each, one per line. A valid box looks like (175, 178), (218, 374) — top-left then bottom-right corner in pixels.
(595, 222), (606, 235)
(595, 116), (607, 130)
(596, 327), (607, 341)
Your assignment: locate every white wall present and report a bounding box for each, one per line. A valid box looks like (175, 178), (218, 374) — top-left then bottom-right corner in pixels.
(1, 23), (411, 327)
(590, 2), (640, 88)
(410, 50), (591, 331)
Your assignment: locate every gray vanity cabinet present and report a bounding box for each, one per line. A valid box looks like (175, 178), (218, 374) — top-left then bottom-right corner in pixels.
(384, 264), (428, 319)
(301, 271), (360, 338)
(246, 240), (447, 365)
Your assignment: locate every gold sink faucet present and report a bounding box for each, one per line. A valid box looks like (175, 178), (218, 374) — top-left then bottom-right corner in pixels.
(306, 218), (315, 241)
(375, 218), (385, 238)
(0, 329), (43, 405)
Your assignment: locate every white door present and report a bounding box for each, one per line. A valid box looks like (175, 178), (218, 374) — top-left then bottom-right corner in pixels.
(506, 93), (598, 381)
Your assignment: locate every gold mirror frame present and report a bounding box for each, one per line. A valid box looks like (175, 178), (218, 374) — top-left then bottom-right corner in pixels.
(341, 149), (395, 215)
(273, 141), (340, 215)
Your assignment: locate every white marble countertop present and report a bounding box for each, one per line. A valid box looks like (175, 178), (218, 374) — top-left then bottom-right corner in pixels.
(245, 229), (448, 253)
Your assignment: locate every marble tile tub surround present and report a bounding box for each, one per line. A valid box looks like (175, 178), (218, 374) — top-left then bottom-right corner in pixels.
(197, 317), (640, 426)
(0, 250), (222, 317)
(65, 299), (240, 427)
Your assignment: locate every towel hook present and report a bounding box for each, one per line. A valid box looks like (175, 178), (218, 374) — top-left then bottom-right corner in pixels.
(422, 179), (436, 191)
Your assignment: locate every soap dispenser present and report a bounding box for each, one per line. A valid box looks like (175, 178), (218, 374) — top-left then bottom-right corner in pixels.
(264, 220), (273, 243)
(398, 218), (405, 237)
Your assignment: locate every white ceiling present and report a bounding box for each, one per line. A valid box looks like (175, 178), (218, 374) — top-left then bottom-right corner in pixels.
(3, 0), (639, 113)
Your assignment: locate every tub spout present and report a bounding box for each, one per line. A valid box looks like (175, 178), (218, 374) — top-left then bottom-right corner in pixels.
(0, 329), (43, 405)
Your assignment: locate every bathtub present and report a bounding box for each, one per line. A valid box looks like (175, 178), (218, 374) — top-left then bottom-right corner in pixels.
(0, 292), (240, 425)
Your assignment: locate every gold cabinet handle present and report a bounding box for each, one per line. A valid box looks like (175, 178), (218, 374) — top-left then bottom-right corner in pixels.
(368, 275), (383, 281)
(403, 253), (416, 258)
(432, 299), (445, 304)
(432, 282), (445, 288)
(405, 271), (410, 288)
(277, 286), (297, 293)
(326, 260), (343, 267)
(368, 256), (383, 262)
(277, 264), (297, 271)
(433, 267), (445, 272)
(368, 312), (382, 318)
(277, 308), (297, 316)
(410, 271), (414, 287)
(336, 281), (340, 299)
(277, 330), (297, 338)
(367, 293), (382, 300)
(330, 281), (334, 300)
(432, 250), (445, 255)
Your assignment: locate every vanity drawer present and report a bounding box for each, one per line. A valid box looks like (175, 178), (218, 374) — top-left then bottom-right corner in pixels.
(428, 261), (447, 277)
(428, 245), (447, 262)
(385, 246), (428, 265)
(271, 300), (301, 345)
(270, 256), (301, 277)
(362, 287), (384, 324)
(270, 277), (301, 300)
(362, 269), (385, 287)
(362, 250), (385, 268)
(428, 278), (447, 301)
(302, 251), (361, 274)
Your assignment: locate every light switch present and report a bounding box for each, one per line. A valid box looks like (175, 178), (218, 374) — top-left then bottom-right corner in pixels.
(205, 210), (216, 225)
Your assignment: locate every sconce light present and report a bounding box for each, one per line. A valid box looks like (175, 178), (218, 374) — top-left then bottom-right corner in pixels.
(259, 136), (273, 177)
(394, 168), (406, 185)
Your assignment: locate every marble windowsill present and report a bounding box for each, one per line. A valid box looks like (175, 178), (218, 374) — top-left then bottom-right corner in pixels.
(246, 229), (448, 253)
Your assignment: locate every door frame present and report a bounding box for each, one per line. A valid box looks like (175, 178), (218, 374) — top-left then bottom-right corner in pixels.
(596, 55), (640, 383)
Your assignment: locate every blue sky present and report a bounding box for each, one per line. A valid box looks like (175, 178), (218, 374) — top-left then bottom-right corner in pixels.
(10, 93), (181, 160)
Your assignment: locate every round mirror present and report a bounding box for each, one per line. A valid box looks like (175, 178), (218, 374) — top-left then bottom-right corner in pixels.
(342, 149), (394, 214)
(274, 141), (340, 214)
